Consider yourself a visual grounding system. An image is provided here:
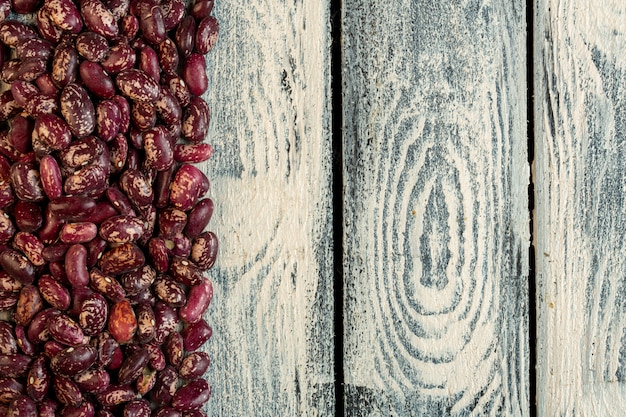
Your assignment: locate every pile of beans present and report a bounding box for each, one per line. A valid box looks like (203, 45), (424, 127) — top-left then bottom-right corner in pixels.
(0, 0), (219, 415)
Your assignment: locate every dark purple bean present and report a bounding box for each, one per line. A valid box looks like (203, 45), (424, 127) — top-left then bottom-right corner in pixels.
(120, 14), (138, 38)
(171, 379), (211, 411)
(179, 279), (212, 324)
(116, 69), (160, 102)
(101, 42), (135, 74)
(95, 384), (136, 407)
(27, 308), (59, 344)
(49, 196), (97, 221)
(182, 96), (210, 143)
(195, 16), (219, 54)
(48, 313), (86, 347)
(50, 346), (98, 376)
(76, 31), (109, 62)
(39, 274), (71, 310)
(12, 0), (39, 14)
(182, 54), (207, 96)
(85, 235), (108, 267)
(0, 378), (24, 404)
(105, 187), (136, 216)
(78, 292), (108, 335)
(52, 43), (79, 88)
(74, 367), (110, 393)
(80, 61), (115, 99)
(169, 256), (203, 286)
(174, 16), (195, 58)
(99, 242), (146, 276)
(154, 407), (182, 417)
(61, 84), (96, 138)
(138, 45), (160, 82)
(164, 332), (183, 367)
(154, 301), (177, 344)
(81, 0), (118, 38)
(14, 324), (35, 355)
(45, 0), (83, 33)
(0, 354), (31, 378)
(65, 244), (89, 287)
(38, 398), (60, 417)
(148, 237), (169, 273)
(184, 199), (213, 239)
(0, 249), (35, 285)
(7, 395), (37, 417)
(52, 376), (82, 407)
(190, 0), (214, 20)
(139, 4), (166, 45)
(26, 356), (51, 402)
(119, 264), (155, 296)
(181, 319), (212, 352)
(154, 167), (173, 208)
(178, 351), (210, 380)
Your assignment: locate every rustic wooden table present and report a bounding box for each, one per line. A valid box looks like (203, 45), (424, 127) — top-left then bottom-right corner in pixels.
(201, 0), (626, 415)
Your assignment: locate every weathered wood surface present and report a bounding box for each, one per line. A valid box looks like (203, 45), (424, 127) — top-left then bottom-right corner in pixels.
(201, 1), (335, 415)
(535, 0), (626, 415)
(342, 1), (530, 415)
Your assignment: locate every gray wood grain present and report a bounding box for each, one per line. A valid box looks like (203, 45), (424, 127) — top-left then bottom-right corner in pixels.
(535, 0), (626, 414)
(200, 1), (335, 415)
(342, 1), (530, 415)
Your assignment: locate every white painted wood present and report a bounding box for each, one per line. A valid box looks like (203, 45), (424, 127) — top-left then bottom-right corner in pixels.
(342, 1), (530, 415)
(535, 0), (626, 415)
(199, 1), (335, 415)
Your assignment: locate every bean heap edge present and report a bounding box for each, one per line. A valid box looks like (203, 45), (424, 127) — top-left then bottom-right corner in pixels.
(0, 0), (219, 416)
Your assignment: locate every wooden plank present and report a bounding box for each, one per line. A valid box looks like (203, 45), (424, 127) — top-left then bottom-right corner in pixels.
(200, 1), (335, 416)
(535, 0), (626, 415)
(342, 1), (530, 415)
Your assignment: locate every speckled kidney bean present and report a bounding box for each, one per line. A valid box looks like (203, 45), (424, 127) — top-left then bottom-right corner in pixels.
(138, 4), (166, 45)
(156, 38), (179, 74)
(153, 301), (177, 344)
(80, 61), (115, 99)
(37, 8), (63, 42)
(120, 14), (138, 38)
(42, 242), (70, 263)
(101, 41), (135, 74)
(99, 215), (145, 244)
(74, 367), (110, 394)
(179, 279), (212, 324)
(45, 0), (83, 33)
(39, 156), (63, 200)
(161, 0), (185, 30)
(0, 323), (17, 355)
(0, 0), (9, 19)
(178, 351), (210, 380)
(181, 96), (209, 143)
(119, 264), (155, 296)
(195, 16), (219, 54)
(0, 210), (14, 242)
(108, 134), (128, 173)
(78, 292), (108, 335)
(25, 93), (59, 118)
(131, 101), (156, 130)
(14, 284), (43, 326)
(95, 384), (136, 407)
(116, 69), (160, 102)
(119, 169), (153, 207)
(85, 236), (108, 267)
(50, 345), (97, 377)
(10, 162), (45, 203)
(15, 324), (35, 355)
(53, 375), (82, 407)
(48, 313), (86, 347)
(154, 407), (182, 417)
(164, 74), (190, 108)
(169, 164), (205, 211)
(154, 89), (181, 128)
(0, 354), (32, 377)
(182, 54), (207, 96)
(60, 222), (98, 244)
(60, 401), (95, 417)
(169, 257), (203, 287)
(150, 365), (177, 406)
(191, 0), (213, 20)
(76, 32), (109, 62)
(138, 45), (160, 82)
(0, 294), (18, 310)
(154, 275), (186, 307)
(117, 347), (149, 385)
(65, 244), (89, 287)
(10, 81), (38, 107)
(7, 394), (37, 417)
(51, 43), (78, 88)
(163, 332), (183, 367)
(64, 164), (107, 196)
(174, 16), (195, 58)
(81, 0), (118, 38)
(61, 84), (95, 138)
(26, 355), (51, 402)
(38, 398), (60, 417)
(27, 308), (59, 344)
(99, 242), (146, 275)
(38, 274), (70, 310)
(89, 268), (125, 303)
(34, 113), (72, 151)
(174, 143), (214, 164)
(0, 21), (37, 47)
(0, 377), (24, 403)
(181, 319), (211, 352)
(147, 237), (169, 273)
(105, 187), (136, 216)
(16, 38), (53, 61)
(144, 127), (173, 171)
(158, 208), (187, 237)
(0, 249), (35, 285)
(104, 0), (129, 20)
(171, 379), (211, 411)
(190, 231), (218, 270)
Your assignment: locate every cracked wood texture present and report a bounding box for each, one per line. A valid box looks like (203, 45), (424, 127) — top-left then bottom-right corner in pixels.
(201, 1), (335, 416)
(535, 0), (626, 415)
(342, 1), (530, 415)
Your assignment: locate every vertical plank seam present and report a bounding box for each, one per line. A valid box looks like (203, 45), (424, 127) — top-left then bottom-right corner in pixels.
(527, 1), (537, 416)
(331, 0), (345, 415)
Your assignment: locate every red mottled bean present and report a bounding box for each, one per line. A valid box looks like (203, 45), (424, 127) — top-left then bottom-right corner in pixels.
(99, 242), (145, 275)
(50, 345), (97, 376)
(14, 285), (43, 326)
(138, 4), (166, 45)
(174, 16), (195, 58)
(101, 41), (135, 74)
(74, 367), (110, 393)
(89, 268), (125, 302)
(95, 384), (135, 407)
(0, 377), (24, 403)
(150, 365), (177, 406)
(182, 54), (207, 96)
(49, 196), (97, 221)
(61, 84), (95, 138)
(174, 143), (214, 164)
(171, 379), (211, 411)
(65, 244), (90, 287)
(123, 399), (151, 417)
(179, 279), (212, 324)
(0, 249), (35, 285)
(181, 319), (211, 352)
(178, 351), (210, 380)
(117, 347), (149, 385)
(78, 292), (108, 336)
(0, 354), (32, 378)
(10, 162), (45, 203)
(48, 314), (86, 347)
(116, 69), (160, 102)
(119, 169), (153, 207)
(131, 101), (156, 130)
(144, 126), (173, 170)
(184, 199), (213, 239)
(190, 231), (218, 270)
(52, 375), (82, 407)
(0, 21), (37, 47)
(37, 8), (63, 43)
(45, 0), (83, 33)
(190, 0), (214, 20)
(195, 16), (219, 54)
(81, 0), (118, 39)
(39, 155), (63, 200)
(0, 210), (14, 242)
(51, 43), (79, 88)
(0, 323), (17, 355)
(76, 31), (109, 62)
(60, 222), (98, 244)
(99, 215), (145, 243)
(7, 395), (37, 417)
(38, 274), (71, 310)
(80, 61), (115, 99)
(148, 237), (169, 273)
(26, 355), (51, 402)
(154, 275), (186, 307)
(60, 401), (95, 417)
